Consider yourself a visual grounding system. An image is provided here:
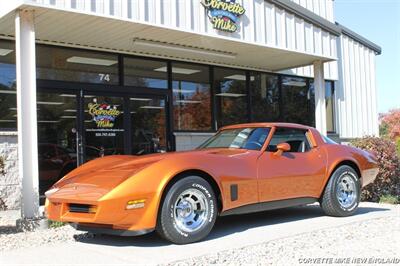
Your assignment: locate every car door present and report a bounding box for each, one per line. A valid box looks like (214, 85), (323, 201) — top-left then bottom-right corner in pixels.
(257, 127), (327, 202)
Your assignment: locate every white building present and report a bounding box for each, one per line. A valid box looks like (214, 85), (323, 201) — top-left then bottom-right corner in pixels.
(0, 0), (381, 217)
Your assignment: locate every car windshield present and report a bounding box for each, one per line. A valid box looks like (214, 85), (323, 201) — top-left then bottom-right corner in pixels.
(198, 127), (270, 151)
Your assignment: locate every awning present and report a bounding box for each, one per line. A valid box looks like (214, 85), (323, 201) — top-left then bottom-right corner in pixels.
(0, 4), (336, 72)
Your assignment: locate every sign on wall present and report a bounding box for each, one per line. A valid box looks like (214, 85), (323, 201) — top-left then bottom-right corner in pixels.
(86, 99), (123, 138)
(201, 0), (246, 33)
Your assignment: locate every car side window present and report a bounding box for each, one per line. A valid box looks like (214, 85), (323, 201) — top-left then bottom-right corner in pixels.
(267, 127), (311, 153)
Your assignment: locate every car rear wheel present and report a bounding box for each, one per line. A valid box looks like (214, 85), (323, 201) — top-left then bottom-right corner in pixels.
(320, 165), (361, 217)
(157, 176), (217, 244)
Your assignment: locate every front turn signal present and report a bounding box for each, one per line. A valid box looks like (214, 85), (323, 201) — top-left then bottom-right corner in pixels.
(126, 199), (146, 210)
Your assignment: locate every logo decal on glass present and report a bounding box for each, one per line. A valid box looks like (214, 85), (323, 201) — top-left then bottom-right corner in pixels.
(201, 0), (245, 33)
(88, 98), (121, 128)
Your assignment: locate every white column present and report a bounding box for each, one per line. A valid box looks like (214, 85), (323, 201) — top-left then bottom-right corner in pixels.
(15, 10), (39, 219)
(313, 60), (327, 135)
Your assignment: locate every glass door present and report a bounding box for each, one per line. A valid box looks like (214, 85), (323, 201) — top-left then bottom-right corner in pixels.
(37, 91), (78, 197)
(130, 96), (167, 155)
(83, 94), (125, 161)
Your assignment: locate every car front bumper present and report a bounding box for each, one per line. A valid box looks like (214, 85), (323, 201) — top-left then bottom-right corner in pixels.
(70, 222), (154, 236)
(45, 193), (158, 232)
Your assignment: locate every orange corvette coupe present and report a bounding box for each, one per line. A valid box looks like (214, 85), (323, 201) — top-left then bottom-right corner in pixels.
(45, 123), (378, 244)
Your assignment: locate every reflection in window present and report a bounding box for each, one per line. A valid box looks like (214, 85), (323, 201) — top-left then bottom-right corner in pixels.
(250, 73), (279, 122)
(36, 92), (78, 195)
(131, 98), (167, 154)
(199, 127), (270, 151)
(326, 81), (335, 132)
(214, 68), (248, 127)
(281, 76), (315, 126)
(124, 57), (168, 89)
(0, 41), (16, 130)
(267, 127), (311, 153)
(172, 63), (211, 131)
(36, 46), (119, 84)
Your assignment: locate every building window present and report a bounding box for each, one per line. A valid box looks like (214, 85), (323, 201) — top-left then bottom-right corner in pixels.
(281, 76), (315, 126)
(250, 72), (279, 122)
(214, 67), (248, 127)
(325, 81), (335, 133)
(172, 62), (212, 131)
(124, 57), (168, 89)
(0, 41), (16, 130)
(36, 46), (119, 84)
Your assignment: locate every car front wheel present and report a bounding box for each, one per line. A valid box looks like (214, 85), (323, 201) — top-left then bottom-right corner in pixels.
(321, 165), (361, 217)
(157, 176), (217, 244)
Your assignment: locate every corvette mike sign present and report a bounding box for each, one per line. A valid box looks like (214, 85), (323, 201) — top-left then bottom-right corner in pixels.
(201, 0), (246, 33)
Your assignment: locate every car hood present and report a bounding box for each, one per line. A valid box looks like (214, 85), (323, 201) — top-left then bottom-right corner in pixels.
(47, 148), (250, 202)
(48, 154), (164, 201)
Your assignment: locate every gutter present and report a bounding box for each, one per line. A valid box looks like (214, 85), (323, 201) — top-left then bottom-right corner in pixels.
(335, 22), (382, 55)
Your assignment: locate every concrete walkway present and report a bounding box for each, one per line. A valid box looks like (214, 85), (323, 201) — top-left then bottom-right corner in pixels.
(1, 202), (398, 265)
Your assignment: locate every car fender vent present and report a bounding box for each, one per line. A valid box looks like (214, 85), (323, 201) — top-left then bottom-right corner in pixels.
(230, 184), (238, 201)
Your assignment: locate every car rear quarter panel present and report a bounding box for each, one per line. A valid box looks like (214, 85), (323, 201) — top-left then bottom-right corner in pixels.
(320, 144), (378, 193)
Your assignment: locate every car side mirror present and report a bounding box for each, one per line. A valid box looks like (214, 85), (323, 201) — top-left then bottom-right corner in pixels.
(274, 142), (291, 156)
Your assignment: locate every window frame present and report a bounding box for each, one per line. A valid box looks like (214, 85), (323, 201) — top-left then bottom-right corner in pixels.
(171, 61), (213, 132)
(198, 127), (271, 151)
(1, 39), (329, 137)
(266, 126), (313, 153)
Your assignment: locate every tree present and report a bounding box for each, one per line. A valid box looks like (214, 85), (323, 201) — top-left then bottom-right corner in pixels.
(380, 108), (400, 140)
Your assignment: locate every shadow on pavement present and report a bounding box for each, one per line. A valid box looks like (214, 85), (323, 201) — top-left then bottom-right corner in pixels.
(74, 204), (390, 247)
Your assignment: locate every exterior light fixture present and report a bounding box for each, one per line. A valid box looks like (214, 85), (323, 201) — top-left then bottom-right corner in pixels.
(154, 66), (201, 75)
(0, 48), (13, 56)
(66, 56), (117, 66)
(133, 39), (236, 59)
(215, 92), (247, 97)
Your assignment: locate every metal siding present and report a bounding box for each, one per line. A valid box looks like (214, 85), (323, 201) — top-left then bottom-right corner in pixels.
(289, 0), (334, 22)
(286, 13), (295, 50)
(343, 36), (352, 138)
(370, 51), (379, 136)
(255, 0), (266, 44)
(359, 45), (367, 136)
(354, 42), (362, 136)
(304, 22), (313, 54)
(313, 27), (322, 55)
(335, 35), (379, 138)
(25, 0), (336, 60)
(265, 1), (277, 46)
(275, 7), (286, 47)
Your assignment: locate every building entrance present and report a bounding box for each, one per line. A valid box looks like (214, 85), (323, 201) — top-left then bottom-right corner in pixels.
(37, 87), (169, 199)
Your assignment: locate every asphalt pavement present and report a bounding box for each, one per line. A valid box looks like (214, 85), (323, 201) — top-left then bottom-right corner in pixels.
(0, 202), (398, 265)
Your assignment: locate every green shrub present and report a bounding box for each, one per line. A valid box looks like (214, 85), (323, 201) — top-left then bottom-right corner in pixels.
(396, 138), (400, 157)
(379, 194), (399, 204)
(48, 220), (66, 228)
(350, 137), (400, 202)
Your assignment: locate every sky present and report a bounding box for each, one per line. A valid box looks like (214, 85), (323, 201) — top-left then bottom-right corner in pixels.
(334, 0), (400, 114)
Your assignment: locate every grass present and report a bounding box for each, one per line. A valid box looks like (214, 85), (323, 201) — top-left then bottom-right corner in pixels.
(379, 194), (399, 204)
(48, 220), (66, 228)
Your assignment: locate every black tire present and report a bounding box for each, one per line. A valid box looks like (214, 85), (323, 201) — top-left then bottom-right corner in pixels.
(156, 176), (217, 244)
(321, 165), (361, 217)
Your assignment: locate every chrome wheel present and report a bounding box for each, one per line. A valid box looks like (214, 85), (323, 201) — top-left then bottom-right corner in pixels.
(173, 188), (209, 233)
(336, 173), (357, 208)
